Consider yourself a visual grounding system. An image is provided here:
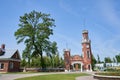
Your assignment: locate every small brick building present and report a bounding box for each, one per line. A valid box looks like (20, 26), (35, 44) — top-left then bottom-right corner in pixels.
(0, 49), (21, 72)
(64, 30), (92, 72)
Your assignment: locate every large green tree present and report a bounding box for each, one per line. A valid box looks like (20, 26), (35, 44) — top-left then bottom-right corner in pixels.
(14, 10), (57, 69)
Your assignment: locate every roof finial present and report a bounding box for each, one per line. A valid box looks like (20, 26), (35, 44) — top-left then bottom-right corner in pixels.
(63, 42), (70, 51)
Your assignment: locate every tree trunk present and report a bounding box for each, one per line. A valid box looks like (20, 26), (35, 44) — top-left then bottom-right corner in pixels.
(40, 52), (45, 69)
(28, 56), (31, 67)
(33, 44), (45, 69)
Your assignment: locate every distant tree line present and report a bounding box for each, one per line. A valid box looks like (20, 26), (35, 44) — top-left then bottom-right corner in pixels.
(20, 52), (64, 68)
(91, 53), (120, 71)
(96, 54), (120, 64)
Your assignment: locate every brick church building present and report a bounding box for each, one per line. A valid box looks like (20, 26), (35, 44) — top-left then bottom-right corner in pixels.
(64, 30), (92, 72)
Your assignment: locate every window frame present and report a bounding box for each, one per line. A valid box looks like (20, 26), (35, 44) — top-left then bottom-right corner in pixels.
(0, 63), (4, 70)
(10, 62), (14, 69)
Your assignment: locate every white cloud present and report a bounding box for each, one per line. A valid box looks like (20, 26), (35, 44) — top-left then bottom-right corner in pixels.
(98, 0), (120, 28)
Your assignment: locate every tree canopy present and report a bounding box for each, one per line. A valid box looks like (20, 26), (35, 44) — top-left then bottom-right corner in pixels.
(14, 10), (57, 68)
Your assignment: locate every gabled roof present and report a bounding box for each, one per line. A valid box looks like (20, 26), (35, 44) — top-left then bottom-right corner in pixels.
(71, 55), (82, 58)
(0, 49), (21, 61)
(71, 55), (83, 61)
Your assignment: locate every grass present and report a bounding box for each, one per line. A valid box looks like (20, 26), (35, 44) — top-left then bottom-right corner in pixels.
(15, 73), (89, 80)
(95, 72), (120, 76)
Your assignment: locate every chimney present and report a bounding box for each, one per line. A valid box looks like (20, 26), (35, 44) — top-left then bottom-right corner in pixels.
(1, 44), (5, 49)
(0, 44), (5, 56)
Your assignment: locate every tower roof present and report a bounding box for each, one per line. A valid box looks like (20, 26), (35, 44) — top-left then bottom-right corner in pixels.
(82, 30), (88, 34)
(63, 49), (71, 51)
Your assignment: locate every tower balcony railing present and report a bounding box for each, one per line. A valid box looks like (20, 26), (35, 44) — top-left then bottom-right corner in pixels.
(82, 30), (88, 33)
(81, 39), (91, 43)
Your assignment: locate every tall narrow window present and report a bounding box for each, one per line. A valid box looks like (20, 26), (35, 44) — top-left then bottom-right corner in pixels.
(0, 63), (4, 69)
(82, 51), (84, 58)
(88, 65), (91, 70)
(87, 51), (90, 58)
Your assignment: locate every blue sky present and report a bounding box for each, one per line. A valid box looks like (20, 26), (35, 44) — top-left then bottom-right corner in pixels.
(0, 0), (120, 61)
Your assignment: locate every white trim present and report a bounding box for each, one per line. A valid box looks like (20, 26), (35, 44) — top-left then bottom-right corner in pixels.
(71, 61), (83, 65)
(0, 63), (4, 69)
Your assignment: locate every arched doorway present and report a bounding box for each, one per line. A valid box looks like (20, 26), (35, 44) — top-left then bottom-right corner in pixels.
(88, 65), (90, 70)
(71, 61), (83, 72)
(87, 64), (92, 71)
(73, 63), (81, 71)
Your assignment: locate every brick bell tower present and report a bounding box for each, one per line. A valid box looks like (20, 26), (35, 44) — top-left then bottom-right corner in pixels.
(82, 30), (92, 71)
(64, 49), (71, 72)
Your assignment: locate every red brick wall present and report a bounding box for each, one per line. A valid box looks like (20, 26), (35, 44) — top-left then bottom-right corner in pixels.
(8, 61), (20, 72)
(0, 60), (9, 72)
(82, 43), (92, 70)
(64, 50), (71, 71)
(0, 60), (20, 72)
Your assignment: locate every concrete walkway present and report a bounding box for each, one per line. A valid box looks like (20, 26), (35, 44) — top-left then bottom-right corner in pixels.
(76, 76), (98, 80)
(0, 72), (97, 80)
(76, 72), (98, 80)
(0, 73), (47, 80)
(0, 72), (64, 80)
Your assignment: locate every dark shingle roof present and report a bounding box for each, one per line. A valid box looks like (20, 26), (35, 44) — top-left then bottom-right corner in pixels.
(0, 49), (21, 61)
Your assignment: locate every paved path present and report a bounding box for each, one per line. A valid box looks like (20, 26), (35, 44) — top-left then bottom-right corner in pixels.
(0, 73), (47, 80)
(0, 72), (97, 80)
(76, 76), (98, 80)
(76, 72), (98, 80)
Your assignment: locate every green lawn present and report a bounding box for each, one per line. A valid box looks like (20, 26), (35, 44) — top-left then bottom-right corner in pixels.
(15, 73), (89, 80)
(96, 72), (120, 76)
